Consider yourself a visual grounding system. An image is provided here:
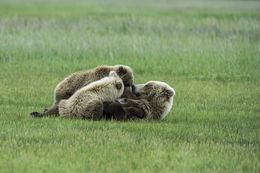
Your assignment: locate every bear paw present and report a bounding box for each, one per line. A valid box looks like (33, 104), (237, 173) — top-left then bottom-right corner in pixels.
(30, 112), (44, 118)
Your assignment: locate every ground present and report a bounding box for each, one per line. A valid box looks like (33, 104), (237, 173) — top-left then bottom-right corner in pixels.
(0, 0), (259, 172)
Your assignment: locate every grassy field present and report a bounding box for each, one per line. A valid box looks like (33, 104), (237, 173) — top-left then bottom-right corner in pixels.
(0, 0), (259, 172)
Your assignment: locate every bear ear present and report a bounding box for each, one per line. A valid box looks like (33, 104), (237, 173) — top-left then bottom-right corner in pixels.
(117, 66), (127, 76)
(109, 71), (118, 77)
(115, 82), (122, 90)
(164, 89), (174, 98)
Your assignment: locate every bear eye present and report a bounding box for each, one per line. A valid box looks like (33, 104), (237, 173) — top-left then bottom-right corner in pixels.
(125, 84), (130, 87)
(145, 84), (151, 88)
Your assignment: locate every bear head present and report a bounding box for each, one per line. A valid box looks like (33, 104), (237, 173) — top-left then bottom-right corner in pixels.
(106, 71), (125, 100)
(132, 81), (175, 120)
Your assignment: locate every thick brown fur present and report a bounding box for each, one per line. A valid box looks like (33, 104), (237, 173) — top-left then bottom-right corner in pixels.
(58, 71), (124, 120)
(103, 99), (147, 121)
(30, 65), (133, 118)
(103, 81), (175, 121)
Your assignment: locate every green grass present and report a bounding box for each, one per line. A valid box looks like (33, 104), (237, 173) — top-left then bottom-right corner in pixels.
(0, 0), (259, 172)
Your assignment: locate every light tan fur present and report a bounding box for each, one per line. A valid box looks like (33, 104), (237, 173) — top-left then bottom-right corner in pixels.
(59, 71), (124, 120)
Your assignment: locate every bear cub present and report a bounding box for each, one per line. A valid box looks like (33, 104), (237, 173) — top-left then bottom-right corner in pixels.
(59, 71), (124, 120)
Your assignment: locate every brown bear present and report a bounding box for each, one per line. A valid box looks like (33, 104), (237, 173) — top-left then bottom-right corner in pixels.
(103, 81), (175, 121)
(58, 71), (124, 120)
(30, 65), (134, 118)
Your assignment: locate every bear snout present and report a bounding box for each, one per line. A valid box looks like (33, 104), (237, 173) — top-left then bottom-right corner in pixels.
(132, 85), (136, 92)
(131, 85), (141, 97)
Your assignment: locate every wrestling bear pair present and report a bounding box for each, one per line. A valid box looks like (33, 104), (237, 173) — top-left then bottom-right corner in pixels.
(30, 65), (175, 121)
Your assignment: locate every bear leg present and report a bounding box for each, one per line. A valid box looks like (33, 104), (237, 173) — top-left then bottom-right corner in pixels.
(43, 103), (59, 116)
(103, 101), (127, 121)
(124, 107), (146, 120)
(31, 103), (59, 118)
(82, 100), (103, 120)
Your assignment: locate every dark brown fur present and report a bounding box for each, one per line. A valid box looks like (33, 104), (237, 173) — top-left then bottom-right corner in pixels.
(103, 99), (147, 121)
